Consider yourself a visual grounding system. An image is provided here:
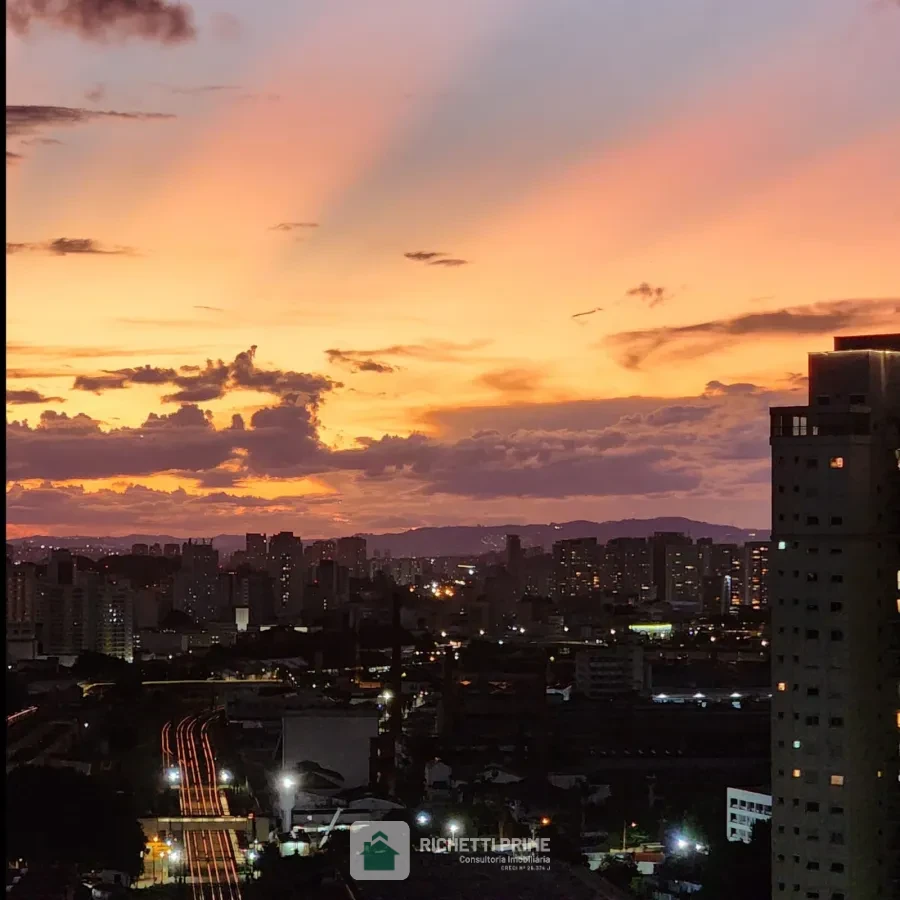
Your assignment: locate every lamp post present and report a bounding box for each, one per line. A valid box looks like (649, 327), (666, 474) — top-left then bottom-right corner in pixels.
(278, 773), (297, 833)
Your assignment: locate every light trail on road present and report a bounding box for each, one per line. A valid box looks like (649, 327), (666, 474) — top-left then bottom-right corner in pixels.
(164, 714), (242, 900)
(6, 706), (37, 726)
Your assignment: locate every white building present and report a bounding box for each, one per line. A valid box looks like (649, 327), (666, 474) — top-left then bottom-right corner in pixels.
(726, 787), (772, 843)
(575, 643), (647, 697)
(769, 333), (900, 900)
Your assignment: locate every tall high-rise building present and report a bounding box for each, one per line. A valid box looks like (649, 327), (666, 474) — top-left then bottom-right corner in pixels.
(664, 542), (702, 610)
(601, 537), (653, 603)
(650, 531), (692, 603)
(552, 538), (600, 599)
(336, 536), (367, 578)
(698, 540), (744, 614)
(93, 578), (134, 663)
(769, 334), (900, 900)
(307, 559), (350, 612)
(174, 540), (220, 622)
(36, 549), (87, 657)
(245, 533), (268, 571)
(131, 543), (149, 556)
(268, 531), (303, 617)
(304, 539), (336, 569)
(6, 559), (38, 625)
(742, 541), (771, 610)
(506, 534), (523, 591)
(163, 543), (181, 559)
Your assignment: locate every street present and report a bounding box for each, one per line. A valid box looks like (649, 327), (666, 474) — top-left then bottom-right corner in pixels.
(162, 713), (244, 900)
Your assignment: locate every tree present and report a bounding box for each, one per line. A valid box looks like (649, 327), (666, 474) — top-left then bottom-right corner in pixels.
(600, 858), (638, 890)
(6, 766), (147, 876)
(72, 650), (128, 681)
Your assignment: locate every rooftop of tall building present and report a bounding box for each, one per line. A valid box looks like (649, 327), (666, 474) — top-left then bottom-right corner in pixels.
(833, 333), (900, 352)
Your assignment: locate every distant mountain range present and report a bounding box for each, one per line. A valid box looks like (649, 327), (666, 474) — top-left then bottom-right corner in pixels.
(8, 517), (768, 557)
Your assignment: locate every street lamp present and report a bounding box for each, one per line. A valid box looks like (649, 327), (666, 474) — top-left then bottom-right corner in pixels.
(166, 767), (181, 784)
(446, 821), (461, 837)
(278, 774), (297, 833)
(219, 769), (232, 784)
(415, 811), (431, 827)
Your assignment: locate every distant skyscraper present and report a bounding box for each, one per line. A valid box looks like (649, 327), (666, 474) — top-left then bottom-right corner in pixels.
(304, 539), (336, 569)
(149, 543), (162, 557)
(769, 334), (899, 900)
(742, 541), (770, 610)
(307, 559), (350, 612)
(336, 536), (367, 578)
(93, 578), (134, 663)
(245, 533), (268, 571)
(505, 534), (523, 588)
(650, 532), (692, 603)
(552, 538), (599, 599)
(175, 540), (220, 622)
(131, 543), (149, 556)
(6, 559), (37, 625)
(664, 542), (702, 610)
(601, 537), (653, 603)
(268, 532), (303, 617)
(163, 543), (181, 558)
(697, 540), (743, 615)
(36, 550), (87, 657)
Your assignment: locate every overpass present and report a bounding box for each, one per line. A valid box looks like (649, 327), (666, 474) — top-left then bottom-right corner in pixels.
(80, 677), (281, 696)
(141, 815), (270, 842)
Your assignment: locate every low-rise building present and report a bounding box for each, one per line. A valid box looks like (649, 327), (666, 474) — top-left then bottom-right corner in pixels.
(574, 643), (647, 698)
(726, 786), (772, 843)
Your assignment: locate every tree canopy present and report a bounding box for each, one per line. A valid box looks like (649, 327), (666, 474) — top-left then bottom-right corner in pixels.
(6, 766), (147, 876)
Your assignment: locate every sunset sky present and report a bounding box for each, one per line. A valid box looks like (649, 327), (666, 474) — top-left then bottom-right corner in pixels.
(6, 0), (900, 538)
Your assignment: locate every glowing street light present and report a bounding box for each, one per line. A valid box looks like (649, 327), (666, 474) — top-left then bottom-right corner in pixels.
(219, 769), (232, 784)
(415, 811), (431, 827)
(280, 774), (297, 791)
(676, 838), (688, 851)
(166, 767), (181, 784)
(169, 849), (181, 863)
(447, 821), (461, 836)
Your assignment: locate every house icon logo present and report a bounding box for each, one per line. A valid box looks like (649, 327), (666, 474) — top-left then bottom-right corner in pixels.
(362, 831), (398, 871)
(350, 822), (409, 881)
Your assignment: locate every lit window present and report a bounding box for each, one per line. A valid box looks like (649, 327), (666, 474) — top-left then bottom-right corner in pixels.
(830, 775), (844, 786)
(793, 740), (801, 749)
(777, 682), (787, 692)
(829, 457), (844, 469)
(777, 541), (787, 550)
(792, 769), (802, 778)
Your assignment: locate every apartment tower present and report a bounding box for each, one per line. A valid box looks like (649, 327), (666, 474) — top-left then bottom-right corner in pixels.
(769, 334), (900, 900)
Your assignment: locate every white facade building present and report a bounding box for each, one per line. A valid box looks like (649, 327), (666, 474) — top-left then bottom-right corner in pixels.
(575, 643), (647, 697)
(769, 334), (900, 900)
(726, 787), (772, 843)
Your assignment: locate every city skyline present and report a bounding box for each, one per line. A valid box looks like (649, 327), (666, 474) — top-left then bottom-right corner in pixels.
(7, 0), (900, 537)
